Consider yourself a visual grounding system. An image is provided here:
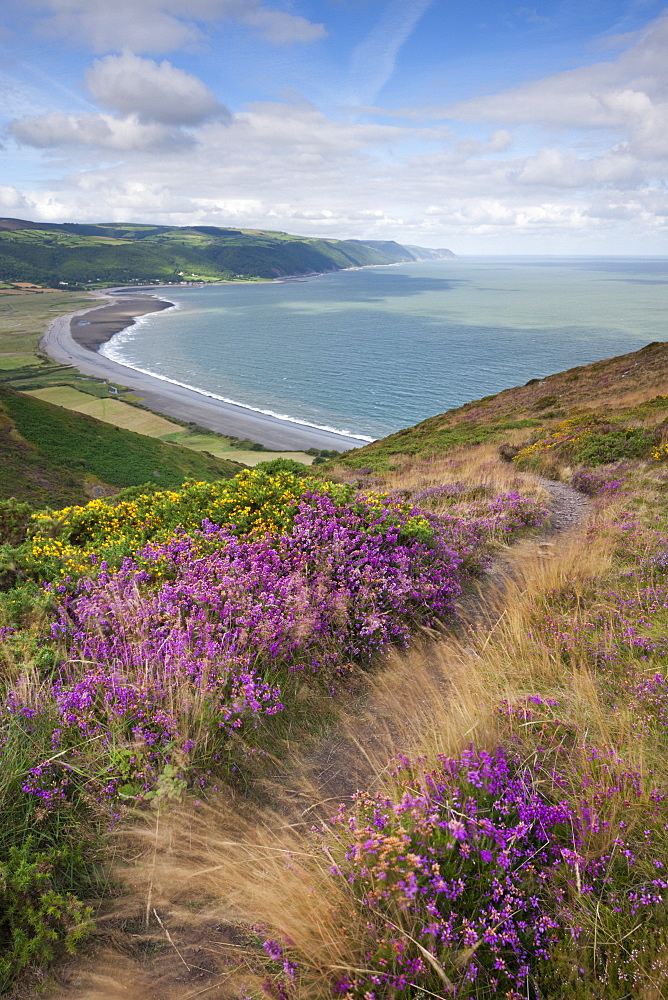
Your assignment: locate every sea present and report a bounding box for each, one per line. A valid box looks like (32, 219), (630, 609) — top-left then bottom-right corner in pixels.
(101, 257), (668, 443)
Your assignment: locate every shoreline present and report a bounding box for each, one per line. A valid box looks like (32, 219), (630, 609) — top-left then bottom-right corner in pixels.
(39, 289), (371, 453)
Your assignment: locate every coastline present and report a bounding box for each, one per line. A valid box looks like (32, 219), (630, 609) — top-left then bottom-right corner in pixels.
(39, 290), (371, 453)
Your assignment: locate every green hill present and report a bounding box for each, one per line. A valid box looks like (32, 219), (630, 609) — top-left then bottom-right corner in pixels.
(0, 384), (245, 507)
(0, 218), (456, 288)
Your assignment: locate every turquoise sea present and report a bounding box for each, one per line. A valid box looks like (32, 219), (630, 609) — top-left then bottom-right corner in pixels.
(102, 258), (668, 442)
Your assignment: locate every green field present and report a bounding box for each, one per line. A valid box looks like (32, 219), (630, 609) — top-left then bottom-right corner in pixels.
(24, 385), (183, 436)
(0, 288), (92, 353)
(0, 384), (245, 507)
(23, 386), (315, 466)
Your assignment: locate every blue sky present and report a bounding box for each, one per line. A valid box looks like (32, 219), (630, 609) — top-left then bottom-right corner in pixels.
(1, 0), (667, 252)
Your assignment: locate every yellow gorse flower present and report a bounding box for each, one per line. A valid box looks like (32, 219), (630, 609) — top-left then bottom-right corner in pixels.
(27, 469), (338, 582)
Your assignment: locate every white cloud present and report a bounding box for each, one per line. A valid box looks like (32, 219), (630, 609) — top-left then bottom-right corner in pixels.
(86, 54), (229, 125)
(235, 5), (326, 45)
(445, 13), (668, 130)
(0, 183), (71, 220)
(30, 0), (325, 53)
(8, 54), (229, 150)
(9, 110), (188, 149)
(5, 7), (668, 253)
(9, 97), (659, 250)
(0, 185), (30, 211)
(513, 147), (640, 187)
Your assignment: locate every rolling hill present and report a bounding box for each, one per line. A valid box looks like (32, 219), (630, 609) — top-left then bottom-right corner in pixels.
(0, 218), (456, 288)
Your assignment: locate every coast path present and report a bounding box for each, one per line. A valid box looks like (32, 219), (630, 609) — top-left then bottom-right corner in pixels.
(39, 292), (370, 453)
(49, 474), (589, 1000)
(294, 476), (590, 803)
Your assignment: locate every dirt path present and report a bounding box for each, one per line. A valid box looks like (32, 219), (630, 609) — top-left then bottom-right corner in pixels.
(539, 477), (590, 535)
(47, 475), (589, 1000)
(291, 475), (590, 806)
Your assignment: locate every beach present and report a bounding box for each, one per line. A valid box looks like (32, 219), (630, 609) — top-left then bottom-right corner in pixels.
(40, 291), (369, 452)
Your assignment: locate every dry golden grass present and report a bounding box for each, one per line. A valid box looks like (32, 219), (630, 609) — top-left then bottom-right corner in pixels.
(336, 443), (552, 510)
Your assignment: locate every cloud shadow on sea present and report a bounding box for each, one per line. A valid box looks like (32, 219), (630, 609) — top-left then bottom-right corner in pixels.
(307, 271), (473, 303)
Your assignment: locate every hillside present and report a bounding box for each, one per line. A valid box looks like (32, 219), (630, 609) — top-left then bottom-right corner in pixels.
(333, 339), (668, 474)
(0, 383), (245, 507)
(0, 218), (456, 288)
(2, 339), (668, 1000)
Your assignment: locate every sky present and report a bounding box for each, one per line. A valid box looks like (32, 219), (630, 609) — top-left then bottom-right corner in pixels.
(1, 0), (668, 253)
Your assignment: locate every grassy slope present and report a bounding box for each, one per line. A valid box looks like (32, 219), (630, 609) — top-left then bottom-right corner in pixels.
(331, 339), (668, 473)
(0, 385), (245, 506)
(0, 220), (450, 287)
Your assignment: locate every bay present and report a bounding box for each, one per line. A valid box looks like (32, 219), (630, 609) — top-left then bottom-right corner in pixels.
(102, 257), (668, 442)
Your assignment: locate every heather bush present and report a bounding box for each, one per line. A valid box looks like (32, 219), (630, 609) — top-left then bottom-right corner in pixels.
(7, 483), (548, 811)
(570, 466), (626, 496)
(259, 708), (668, 999)
(7, 493), (460, 806)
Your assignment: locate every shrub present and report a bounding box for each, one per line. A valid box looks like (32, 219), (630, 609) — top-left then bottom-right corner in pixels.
(534, 393), (558, 410)
(0, 499), (34, 546)
(0, 841), (93, 992)
(571, 467), (625, 496)
(575, 428), (659, 466)
(253, 458), (311, 477)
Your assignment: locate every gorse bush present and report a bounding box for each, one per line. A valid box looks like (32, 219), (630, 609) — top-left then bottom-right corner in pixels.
(575, 427), (659, 466)
(0, 841), (93, 992)
(513, 416), (661, 474)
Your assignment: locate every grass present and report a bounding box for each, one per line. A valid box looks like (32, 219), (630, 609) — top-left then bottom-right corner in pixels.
(2, 387), (244, 490)
(0, 355), (36, 371)
(3, 340), (668, 997)
(158, 429), (313, 466)
(24, 386), (183, 437)
(0, 385), (245, 506)
(0, 289), (92, 354)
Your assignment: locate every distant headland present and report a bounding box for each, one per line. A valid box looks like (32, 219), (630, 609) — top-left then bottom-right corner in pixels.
(0, 217), (456, 290)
